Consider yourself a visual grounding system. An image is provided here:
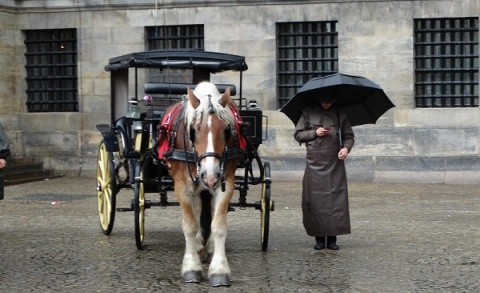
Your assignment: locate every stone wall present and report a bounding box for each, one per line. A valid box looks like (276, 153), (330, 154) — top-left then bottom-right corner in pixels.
(0, 9), (24, 157)
(1, 0), (479, 183)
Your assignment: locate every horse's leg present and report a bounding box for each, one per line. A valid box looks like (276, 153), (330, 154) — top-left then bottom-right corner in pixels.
(207, 175), (236, 287)
(174, 177), (204, 283)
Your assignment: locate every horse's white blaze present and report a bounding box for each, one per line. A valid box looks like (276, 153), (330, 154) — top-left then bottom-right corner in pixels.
(203, 115), (217, 188)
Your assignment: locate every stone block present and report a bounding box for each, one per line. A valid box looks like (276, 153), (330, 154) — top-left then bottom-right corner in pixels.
(353, 126), (414, 156)
(81, 95), (110, 114)
(81, 130), (103, 157)
(82, 27), (113, 44)
(346, 156), (375, 170)
(82, 113), (110, 130)
(4, 130), (23, 157)
(111, 27), (144, 44)
(44, 155), (85, 173)
(374, 170), (445, 184)
(375, 156), (446, 172)
(413, 128), (478, 155)
(23, 131), (79, 157)
(347, 168), (374, 183)
(444, 171), (480, 185)
(445, 156), (480, 171)
(92, 10), (128, 28)
(345, 156), (375, 182)
(19, 113), (83, 131)
(407, 109), (480, 128)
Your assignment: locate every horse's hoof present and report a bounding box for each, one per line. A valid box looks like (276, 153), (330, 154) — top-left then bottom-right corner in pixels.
(209, 274), (231, 287)
(183, 271), (202, 283)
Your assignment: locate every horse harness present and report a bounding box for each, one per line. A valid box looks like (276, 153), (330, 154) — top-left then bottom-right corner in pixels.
(157, 101), (247, 190)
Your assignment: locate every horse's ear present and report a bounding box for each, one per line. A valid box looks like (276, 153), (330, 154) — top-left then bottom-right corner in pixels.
(187, 87), (200, 109)
(219, 87), (231, 107)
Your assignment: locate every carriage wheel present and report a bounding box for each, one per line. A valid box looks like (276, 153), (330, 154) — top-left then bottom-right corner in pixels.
(133, 160), (145, 249)
(96, 141), (117, 235)
(260, 161), (272, 251)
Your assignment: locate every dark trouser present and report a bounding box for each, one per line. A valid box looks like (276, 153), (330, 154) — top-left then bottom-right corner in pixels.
(315, 236), (337, 244)
(0, 169), (4, 200)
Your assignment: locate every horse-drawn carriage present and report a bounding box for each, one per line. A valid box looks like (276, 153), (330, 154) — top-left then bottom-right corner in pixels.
(95, 49), (274, 286)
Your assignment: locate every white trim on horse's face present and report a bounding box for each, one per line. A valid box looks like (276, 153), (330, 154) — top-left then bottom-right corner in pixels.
(203, 115), (217, 187)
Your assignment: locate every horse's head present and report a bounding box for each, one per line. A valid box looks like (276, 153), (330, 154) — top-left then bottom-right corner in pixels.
(185, 82), (236, 189)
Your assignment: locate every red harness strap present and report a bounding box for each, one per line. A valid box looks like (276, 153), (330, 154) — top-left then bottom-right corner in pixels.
(157, 102), (185, 159)
(228, 105), (247, 150)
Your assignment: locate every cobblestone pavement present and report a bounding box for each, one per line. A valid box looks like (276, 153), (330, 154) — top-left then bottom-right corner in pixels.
(1, 176), (479, 292)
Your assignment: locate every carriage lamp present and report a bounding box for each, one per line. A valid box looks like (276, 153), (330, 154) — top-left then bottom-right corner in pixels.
(248, 99), (259, 109)
(127, 98), (141, 119)
(133, 121), (143, 132)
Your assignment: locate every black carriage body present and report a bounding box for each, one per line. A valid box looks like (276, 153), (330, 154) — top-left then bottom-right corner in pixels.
(95, 49), (272, 251)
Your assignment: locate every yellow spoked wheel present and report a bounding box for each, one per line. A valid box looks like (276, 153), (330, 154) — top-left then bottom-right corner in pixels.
(260, 161), (272, 251)
(133, 160), (145, 249)
(97, 141), (117, 235)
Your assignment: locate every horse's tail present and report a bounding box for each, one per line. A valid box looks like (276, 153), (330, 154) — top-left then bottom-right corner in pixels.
(200, 190), (212, 242)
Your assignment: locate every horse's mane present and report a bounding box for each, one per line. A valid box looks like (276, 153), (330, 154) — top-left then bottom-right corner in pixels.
(184, 82), (236, 128)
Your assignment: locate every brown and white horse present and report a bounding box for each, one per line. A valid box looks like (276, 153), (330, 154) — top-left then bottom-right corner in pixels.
(164, 82), (242, 286)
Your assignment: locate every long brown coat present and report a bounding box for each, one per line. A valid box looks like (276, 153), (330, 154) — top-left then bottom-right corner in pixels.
(294, 103), (354, 237)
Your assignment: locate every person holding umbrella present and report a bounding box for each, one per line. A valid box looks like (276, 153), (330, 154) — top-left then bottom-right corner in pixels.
(293, 96), (354, 250)
(282, 73), (395, 250)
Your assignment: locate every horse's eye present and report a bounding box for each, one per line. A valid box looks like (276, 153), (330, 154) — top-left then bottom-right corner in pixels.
(189, 127), (196, 142)
(224, 127), (232, 141)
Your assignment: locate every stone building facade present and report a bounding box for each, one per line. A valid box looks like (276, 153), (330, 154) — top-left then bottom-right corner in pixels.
(0, 0), (479, 183)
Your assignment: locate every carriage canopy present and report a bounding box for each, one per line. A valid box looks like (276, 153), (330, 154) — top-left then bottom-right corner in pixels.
(104, 49), (249, 73)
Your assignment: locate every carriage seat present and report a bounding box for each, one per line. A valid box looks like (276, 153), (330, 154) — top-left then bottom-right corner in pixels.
(146, 109), (164, 120)
(114, 116), (140, 158)
(144, 83), (236, 96)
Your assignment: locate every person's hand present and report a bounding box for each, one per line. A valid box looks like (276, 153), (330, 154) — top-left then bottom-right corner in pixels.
(0, 158), (6, 169)
(316, 127), (330, 137)
(338, 148), (349, 160)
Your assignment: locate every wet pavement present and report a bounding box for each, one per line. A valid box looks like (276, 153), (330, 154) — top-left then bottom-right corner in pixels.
(1, 176), (479, 292)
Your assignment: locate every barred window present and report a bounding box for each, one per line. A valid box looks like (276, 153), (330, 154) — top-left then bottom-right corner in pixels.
(414, 17), (479, 107)
(277, 21), (338, 108)
(146, 25), (204, 51)
(145, 25), (204, 108)
(24, 29), (78, 112)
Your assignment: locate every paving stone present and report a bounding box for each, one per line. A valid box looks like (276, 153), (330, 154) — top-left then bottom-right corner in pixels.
(1, 176), (479, 292)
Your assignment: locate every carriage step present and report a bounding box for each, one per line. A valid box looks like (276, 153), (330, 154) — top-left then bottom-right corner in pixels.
(148, 201), (180, 207)
(117, 199), (181, 211)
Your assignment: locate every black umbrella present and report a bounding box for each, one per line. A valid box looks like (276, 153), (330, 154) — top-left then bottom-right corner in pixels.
(280, 73), (395, 127)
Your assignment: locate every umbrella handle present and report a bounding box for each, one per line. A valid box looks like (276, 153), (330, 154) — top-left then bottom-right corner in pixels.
(337, 107), (343, 148)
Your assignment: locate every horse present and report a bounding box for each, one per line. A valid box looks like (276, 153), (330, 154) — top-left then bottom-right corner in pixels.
(159, 81), (244, 286)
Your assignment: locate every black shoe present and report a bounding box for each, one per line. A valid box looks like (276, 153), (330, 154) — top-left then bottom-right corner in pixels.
(327, 243), (339, 250)
(314, 242), (325, 250)
(314, 236), (326, 250)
